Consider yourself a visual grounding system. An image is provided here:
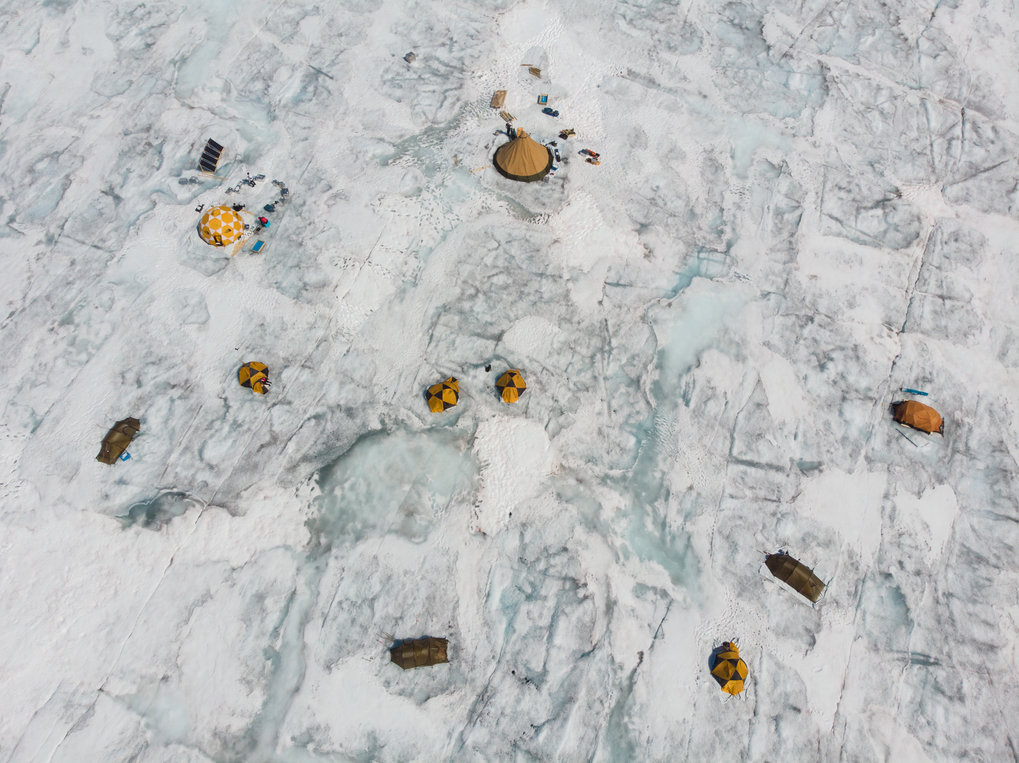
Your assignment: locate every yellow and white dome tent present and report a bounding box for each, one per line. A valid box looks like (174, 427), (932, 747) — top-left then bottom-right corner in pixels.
(493, 129), (553, 182)
(198, 205), (245, 246)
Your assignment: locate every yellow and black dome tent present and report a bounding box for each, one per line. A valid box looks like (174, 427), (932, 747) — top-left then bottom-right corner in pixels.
(198, 205), (245, 246)
(892, 400), (943, 434)
(493, 129), (553, 182)
(765, 551), (826, 603)
(390, 637), (449, 670)
(710, 642), (748, 696)
(427, 377), (459, 412)
(496, 369), (527, 403)
(239, 361), (270, 394)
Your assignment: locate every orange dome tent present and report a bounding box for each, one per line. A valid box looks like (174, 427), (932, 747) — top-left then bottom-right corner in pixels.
(493, 129), (553, 182)
(198, 205), (245, 246)
(892, 400), (943, 434)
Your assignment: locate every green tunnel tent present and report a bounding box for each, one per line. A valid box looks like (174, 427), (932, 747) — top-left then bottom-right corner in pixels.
(765, 551), (826, 603)
(97, 417), (140, 464)
(493, 129), (553, 182)
(390, 637), (449, 669)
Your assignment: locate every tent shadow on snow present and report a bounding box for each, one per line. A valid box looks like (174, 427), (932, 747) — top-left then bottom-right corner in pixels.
(707, 644), (726, 672)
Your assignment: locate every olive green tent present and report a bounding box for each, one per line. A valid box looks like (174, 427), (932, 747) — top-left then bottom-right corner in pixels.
(765, 551), (826, 602)
(390, 637), (449, 669)
(97, 417), (141, 464)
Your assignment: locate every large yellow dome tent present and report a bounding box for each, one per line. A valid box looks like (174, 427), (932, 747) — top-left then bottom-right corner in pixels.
(493, 129), (553, 182)
(238, 361), (271, 394)
(710, 642), (748, 696)
(427, 377), (459, 412)
(892, 400), (943, 434)
(496, 369), (527, 403)
(198, 205), (245, 246)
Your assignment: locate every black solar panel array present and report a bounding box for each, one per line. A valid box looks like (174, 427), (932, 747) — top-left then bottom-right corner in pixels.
(199, 139), (224, 173)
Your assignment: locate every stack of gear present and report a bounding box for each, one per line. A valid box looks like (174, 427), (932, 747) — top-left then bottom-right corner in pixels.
(427, 377), (459, 412)
(239, 362), (271, 394)
(496, 369), (527, 403)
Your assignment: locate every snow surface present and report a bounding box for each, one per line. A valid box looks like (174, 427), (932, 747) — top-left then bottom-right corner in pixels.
(1, 0), (1018, 760)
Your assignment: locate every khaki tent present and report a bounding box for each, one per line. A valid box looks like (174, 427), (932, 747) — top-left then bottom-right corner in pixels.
(710, 642), (748, 696)
(493, 129), (553, 182)
(97, 417), (141, 465)
(496, 369), (527, 403)
(390, 637), (449, 669)
(198, 205), (245, 247)
(892, 400), (943, 434)
(427, 377), (459, 412)
(765, 551), (826, 603)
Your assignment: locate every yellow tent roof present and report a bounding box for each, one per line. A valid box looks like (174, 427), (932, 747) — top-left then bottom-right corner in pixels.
(493, 129), (553, 182)
(198, 205), (245, 246)
(711, 642), (748, 695)
(239, 361), (270, 394)
(496, 369), (527, 403)
(427, 377), (459, 412)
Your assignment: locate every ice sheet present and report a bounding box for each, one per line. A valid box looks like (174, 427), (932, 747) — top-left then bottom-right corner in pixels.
(1, 0), (1018, 760)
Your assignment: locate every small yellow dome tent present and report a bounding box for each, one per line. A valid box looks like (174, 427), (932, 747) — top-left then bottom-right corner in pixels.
(710, 642), (748, 696)
(892, 400), (943, 434)
(765, 551), (826, 603)
(390, 637), (449, 670)
(493, 129), (553, 182)
(427, 377), (459, 412)
(496, 369), (527, 403)
(198, 205), (245, 246)
(239, 361), (271, 394)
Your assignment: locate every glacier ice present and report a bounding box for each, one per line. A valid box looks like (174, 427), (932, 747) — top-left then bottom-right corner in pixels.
(1, 0), (1018, 760)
